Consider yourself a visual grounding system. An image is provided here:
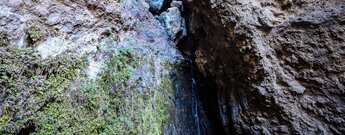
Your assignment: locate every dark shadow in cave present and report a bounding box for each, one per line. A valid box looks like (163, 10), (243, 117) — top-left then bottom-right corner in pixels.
(18, 124), (36, 135)
(177, 35), (227, 135)
(175, 0), (245, 134)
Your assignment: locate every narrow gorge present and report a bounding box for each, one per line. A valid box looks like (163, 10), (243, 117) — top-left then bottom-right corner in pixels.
(1, 0), (344, 135)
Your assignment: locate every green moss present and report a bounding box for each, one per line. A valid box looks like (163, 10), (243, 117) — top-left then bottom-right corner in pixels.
(0, 33), (9, 45)
(28, 26), (43, 44)
(0, 44), (85, 133)
(0, 44), (175, 134)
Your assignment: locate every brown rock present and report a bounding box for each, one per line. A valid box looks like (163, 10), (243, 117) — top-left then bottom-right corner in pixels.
(183, 0), (345, 134)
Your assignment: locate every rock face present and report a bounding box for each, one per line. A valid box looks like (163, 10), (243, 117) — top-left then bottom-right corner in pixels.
(2, 0), (344, 134)
(0, 0), (197, 134)
(183, 0), (345, 134)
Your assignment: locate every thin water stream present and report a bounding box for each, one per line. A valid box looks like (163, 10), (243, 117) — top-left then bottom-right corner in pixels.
(165, 57), (212, 134)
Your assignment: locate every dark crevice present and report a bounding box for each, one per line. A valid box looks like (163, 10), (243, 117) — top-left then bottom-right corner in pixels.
(160, 0), (173, 13)
(150, 0), (237, 134)
(18, 123), (36, 135)
(195, 70), (227, 135)
(148, 0), (173, 15)
(178, 0), (249, 134)
(177, 27), (227, 135)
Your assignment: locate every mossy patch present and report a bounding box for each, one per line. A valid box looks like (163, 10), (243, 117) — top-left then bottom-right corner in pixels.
(28, 26), (44, 45)
(0, 33), (9, 45)
(0, 44), (175, 134)
(0, 44), (85, 134)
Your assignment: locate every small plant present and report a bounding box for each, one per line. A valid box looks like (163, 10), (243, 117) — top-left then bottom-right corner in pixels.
(0, 33), (9, 45)
(28, 26), (43, 44)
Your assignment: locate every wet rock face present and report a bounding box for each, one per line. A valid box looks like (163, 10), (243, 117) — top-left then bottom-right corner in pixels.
(183, 0), (345, 134)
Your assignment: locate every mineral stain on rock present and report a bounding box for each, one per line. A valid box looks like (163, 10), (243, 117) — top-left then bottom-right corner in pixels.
(1, 0), (345, 135)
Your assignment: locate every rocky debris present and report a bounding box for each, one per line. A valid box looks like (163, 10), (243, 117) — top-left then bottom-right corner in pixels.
(183, 0), (345, 134)
(159, 7), (187, 44)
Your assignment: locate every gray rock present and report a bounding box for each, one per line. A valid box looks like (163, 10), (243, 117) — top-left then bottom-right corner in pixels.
(171, 1), (183, 11)
(146, 0), (165, 13)
(159, 7), (186, 44)
(46, 13), (61, 25)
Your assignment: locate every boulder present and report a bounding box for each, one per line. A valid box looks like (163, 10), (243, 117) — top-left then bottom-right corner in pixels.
(159, 7), (186, 44)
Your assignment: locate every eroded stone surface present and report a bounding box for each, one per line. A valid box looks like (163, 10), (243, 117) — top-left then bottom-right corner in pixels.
(183, 0), (345, 134)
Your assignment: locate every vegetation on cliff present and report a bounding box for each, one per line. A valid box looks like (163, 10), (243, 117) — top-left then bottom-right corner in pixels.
(0, 43), (174, 134)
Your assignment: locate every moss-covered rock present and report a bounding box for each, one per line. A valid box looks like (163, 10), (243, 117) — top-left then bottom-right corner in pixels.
(0, 44), (85, 134)
(0, 44), (175, 134)
(0, 0), (188, 134)
(0, 33), (9, 45)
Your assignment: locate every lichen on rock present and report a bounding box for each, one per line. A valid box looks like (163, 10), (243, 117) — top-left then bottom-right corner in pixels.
(0, 43), (86, 133)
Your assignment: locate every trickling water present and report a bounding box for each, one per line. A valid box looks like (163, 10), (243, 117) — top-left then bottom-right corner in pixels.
(165, 58), (209, 134)
(186, 58), (210, 135)
(190, 59), (201, 135)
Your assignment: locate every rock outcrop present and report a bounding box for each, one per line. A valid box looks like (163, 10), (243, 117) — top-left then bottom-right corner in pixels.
(183, 0), (345, 134)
